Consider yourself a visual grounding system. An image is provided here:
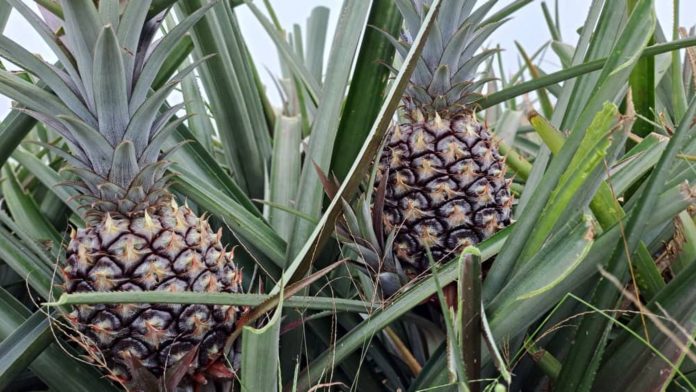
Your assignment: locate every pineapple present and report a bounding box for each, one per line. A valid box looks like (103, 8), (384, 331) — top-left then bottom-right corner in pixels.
(0, 1), (241, 388)
(378, 0), (513, 282)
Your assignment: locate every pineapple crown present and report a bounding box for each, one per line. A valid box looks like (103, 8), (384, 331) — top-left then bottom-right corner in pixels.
(0, 0), (212, 218)
(388, 0), (506, 115)
(316, 164), (406, 298)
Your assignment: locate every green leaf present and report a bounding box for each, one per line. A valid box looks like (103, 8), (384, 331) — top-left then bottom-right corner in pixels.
(528, 109), (626, 229)
(516, 42), (554, 117)
(58, 115), (113, 177)
(0, 69), (72, 118)
(11, 149), (82, 218)
(609, 133), (667, 195)
(1, 165), (62, 245)
(593, 259), (696, 391)
(669, 2), (688, 120)
(61, 0), (101, 109)
(6, 0), (84, 99)
(304, 6), (330, 84)
(489, 215), (594, 315)
(0, 223), (54, 299)
(285, 0), (371, 261)
(46, 292), (377, 314)
(92, 25), (129, 146)
(268, 115), (301, 242)
(245, 1), (320, 103)
(631, 241), (665, 300)
(117, 0), (151, 92)
(627, 0), (656, 140)
(176, 0), (271, 198)
(162, 109), (260, 216)
(0, 0), (11, 29)
(429, 256), (469, 389)
(0, 288), (118, 392)
(130, 2), (215, 111)
(178, 58), (215, 152)
(458, 251), (482, 388)
(240, 288), (283, 392)
(109, 141), (138, 188)
(551, 41), (575, 68)
(98, 0), (120, 29)
(478, 36), (696, 110)
(673, 211), (696, 274)
(0, 36), (94, 125)
(0, 311), (53, 391)
(153, 36), (195, 102)
(556, 82), (696, 392)
(330, 0), (402, 180)
(0, 111), (36, 168)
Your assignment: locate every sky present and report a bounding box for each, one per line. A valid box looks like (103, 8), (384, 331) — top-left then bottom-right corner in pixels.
(0, 1), (694, 115)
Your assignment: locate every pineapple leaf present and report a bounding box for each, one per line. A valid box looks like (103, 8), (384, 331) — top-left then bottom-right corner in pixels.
(139, 114), (188, 166)
(245, 0), (320, 103)
(519, 103), (620, 262)
(46, 291), (378, 314)
(1, 165), (62, 247)
(0, 69), (72, 117)
(304, 6), (330, 85)
(57, 115), (113, 177)
(124, 57), (208, 157)
(5, 0), (81, 91)
(97, 0), (120, 29)
(489, 215), (594, 309)
(479, 37), (696, 110)
(0, 310), (53, 391)
(269, 115), (302, 242)
(0, 223), (54, 299)
(109, 141), (139, 189)
(0, 289), (118, 391)
(11, 149), (82, 218)
(129, 1), (215, 111)
(176, 0), (272, 199)
(330, 0), (402, 180)
(483, 0), (656, 302)
(61, 0), (103, 111)
(0, 35), (93, 124)
(284, 0), (372, 261)
(93, 25), (129, 146)
(241, 284), (283, 392)
(299, 181), (694, 390)
(117, 0), (151, 94)
(0, 110), (36, 168)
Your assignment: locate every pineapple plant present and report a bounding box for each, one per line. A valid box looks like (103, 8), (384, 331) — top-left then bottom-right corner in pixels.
(373, 0), (512, 290)
(0, 1), (242, 388)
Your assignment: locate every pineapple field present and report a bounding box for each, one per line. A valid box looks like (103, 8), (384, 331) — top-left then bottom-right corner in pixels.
(0, 0), (695, 391)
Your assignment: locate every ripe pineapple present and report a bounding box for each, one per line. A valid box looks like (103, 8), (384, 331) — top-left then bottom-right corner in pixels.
(0, 1), (241, 388)
(378, 0), (513, 281)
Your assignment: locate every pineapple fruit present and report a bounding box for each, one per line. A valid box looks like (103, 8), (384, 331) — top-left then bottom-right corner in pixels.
(377, 0), (513, 284)
(0, 1), (241, 388)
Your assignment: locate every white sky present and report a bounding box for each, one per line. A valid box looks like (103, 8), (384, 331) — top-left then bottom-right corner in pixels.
(0, 1), (694, 116)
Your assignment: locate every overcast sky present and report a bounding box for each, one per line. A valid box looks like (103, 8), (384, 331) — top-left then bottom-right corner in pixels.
(0, 1), (694, 115)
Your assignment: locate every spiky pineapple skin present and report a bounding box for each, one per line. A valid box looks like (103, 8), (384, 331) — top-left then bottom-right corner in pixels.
(379, 111), (512, 277)
(63, 202), (242, 382)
